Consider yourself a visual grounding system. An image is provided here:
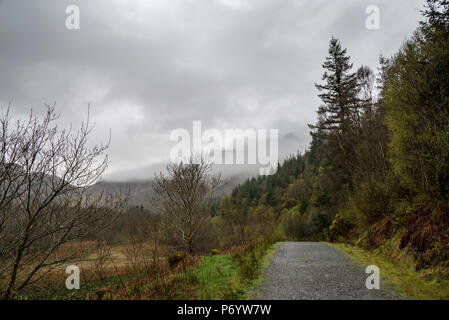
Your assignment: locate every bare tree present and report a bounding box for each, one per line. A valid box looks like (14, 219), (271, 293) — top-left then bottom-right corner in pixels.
(0, 105), (126, 299)
(90, 239), (111, 284)
(152, 156), (220, 256)
(141, 213), (162, 267)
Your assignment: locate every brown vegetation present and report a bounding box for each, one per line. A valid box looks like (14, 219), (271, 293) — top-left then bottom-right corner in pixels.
(399, 206), (449, 270)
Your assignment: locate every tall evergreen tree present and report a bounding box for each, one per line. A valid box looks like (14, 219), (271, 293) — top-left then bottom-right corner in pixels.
(309, 38), (361, 194)
(422, 0), (449, 31)
(310, 37), (360, 137)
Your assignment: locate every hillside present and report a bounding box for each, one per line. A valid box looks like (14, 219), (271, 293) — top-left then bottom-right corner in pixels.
(89, 172), (255, 207)
(215, 3), (449, 274)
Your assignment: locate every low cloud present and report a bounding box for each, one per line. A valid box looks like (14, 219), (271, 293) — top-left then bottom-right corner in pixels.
(0, 0), (426, 180)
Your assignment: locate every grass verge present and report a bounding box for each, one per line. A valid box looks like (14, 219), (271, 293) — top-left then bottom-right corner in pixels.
(329, 242), (449, 300)
(187, 241), (280, 299)
(19, 241), (280, 300)
(190, 254), (240, 299)
(242, 242), (280, 299)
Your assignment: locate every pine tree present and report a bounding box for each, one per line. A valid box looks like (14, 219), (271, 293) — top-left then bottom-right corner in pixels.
(310, 37), (360, 138)
(422, 0), (449, 31)
(309, 38), (361, 193)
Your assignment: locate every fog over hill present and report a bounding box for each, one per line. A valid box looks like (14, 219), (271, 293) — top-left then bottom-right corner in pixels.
(93, 130), (305, 207)
(102, 130), (304, 179)
(91, 169), (254, 208)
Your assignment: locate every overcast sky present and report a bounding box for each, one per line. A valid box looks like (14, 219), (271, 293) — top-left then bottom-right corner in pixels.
(0, 0), (426, 180)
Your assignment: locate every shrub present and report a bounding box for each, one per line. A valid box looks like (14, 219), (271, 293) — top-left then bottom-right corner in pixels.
(312, 213), (331, 234)
(168, 251), (185, 268)
(352, 176), (393, 224)
(232, 237), (274, 280)
(279, 206), (314, 240)
(327, 213), (353, 242)
(398, 206), (449, 270)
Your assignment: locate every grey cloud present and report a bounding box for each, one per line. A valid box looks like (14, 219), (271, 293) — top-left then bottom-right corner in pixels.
(0, 0), (426, 180)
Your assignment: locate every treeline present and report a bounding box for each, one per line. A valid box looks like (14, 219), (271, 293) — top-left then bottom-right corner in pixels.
(2, 1), (448, 300)
(215, 0), (449, 270)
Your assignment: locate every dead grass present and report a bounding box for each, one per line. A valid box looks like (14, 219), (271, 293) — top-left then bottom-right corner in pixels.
(360, 205), (449, 271)
(398, 206), (449, 270)
(2, 240), (172, 299)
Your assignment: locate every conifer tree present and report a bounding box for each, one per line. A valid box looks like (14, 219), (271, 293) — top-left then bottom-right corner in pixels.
(309, 38), (361, 193)
(423, 0), (449, 31)
(310, 37), (360, 138)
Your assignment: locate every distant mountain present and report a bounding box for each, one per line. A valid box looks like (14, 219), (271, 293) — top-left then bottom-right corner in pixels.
(88, 180), (154, 208)
(90, 171), (254, 208)
(103, 129), (308, 182)
(94, 129), (308, 207)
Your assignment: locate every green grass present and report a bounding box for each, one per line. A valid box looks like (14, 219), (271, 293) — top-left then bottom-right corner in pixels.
(18, 242), (280, 300)
(188, 242), (280, 300)
(329, 242), (449, 300)
(242, 242), (280, 299)
(190, 255), (240, 299)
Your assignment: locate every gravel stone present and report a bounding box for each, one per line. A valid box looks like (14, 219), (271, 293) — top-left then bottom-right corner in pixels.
(253, 242), (399, 300)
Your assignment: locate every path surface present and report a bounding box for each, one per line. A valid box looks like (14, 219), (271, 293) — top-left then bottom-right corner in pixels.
(254, 242), (398, 300)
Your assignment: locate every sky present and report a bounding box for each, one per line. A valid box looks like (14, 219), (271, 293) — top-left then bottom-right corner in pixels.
(0, 0), (426, 180)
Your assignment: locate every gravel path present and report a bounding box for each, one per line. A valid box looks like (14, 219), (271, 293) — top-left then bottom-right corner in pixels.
(253, 242), (398, 300)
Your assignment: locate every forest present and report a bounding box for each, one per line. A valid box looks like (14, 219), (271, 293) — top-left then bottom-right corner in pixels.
(213, 0), (449, 272)
(1, 0), (448, 300)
